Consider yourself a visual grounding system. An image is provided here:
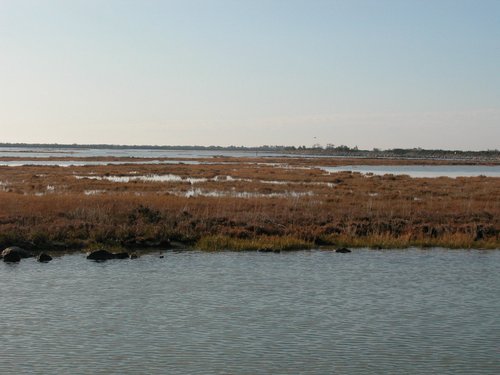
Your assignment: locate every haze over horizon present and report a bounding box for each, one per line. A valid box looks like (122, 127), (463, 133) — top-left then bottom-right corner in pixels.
(1, 0), (499, 151)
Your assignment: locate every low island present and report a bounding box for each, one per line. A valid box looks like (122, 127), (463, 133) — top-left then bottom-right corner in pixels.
(0, 151), (499, 256)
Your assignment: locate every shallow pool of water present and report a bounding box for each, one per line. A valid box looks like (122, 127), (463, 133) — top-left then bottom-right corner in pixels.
(322, 165), (500, 178)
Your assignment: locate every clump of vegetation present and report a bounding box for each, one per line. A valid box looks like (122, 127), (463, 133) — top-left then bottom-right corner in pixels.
(196, 235), (312, 251)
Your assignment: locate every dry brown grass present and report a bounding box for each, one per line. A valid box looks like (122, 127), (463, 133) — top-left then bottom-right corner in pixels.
(0, 158), (498, 251)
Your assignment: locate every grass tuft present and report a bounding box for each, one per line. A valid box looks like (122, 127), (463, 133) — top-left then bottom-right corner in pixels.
(196, 235), (313, 251)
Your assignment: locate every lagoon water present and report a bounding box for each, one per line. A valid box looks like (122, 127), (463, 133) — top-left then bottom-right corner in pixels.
(1, 249), (499, 374)
(322, 165), (500, 178)
(0, 147), (284, 159)
(1, 147), (499, 178)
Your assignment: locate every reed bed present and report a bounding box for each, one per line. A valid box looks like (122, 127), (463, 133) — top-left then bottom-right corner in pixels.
(0, 158), (498, 251)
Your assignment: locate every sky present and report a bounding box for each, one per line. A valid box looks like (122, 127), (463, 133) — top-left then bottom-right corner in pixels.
(0, 0), (499, 150)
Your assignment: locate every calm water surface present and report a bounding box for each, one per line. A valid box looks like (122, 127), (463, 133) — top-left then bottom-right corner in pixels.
(1, 148), (498, 178)
(1, 249), (499, 374)
(0, 147), (283, 159)
(322, 165), (500, 178)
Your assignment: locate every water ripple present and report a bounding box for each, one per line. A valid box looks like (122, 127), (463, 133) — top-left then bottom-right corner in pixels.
(1, 250), (499, 374)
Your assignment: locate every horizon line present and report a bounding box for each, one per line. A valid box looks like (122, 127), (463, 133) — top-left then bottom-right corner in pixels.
(0, 142), (498, 153)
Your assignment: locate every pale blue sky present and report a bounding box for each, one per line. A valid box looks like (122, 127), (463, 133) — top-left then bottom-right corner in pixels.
(1, 0), (499, 149)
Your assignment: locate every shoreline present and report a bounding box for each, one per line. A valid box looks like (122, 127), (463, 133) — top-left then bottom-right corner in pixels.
(1, 155), (500, 166)
(2, 143), (500, 163)
(2, 239), (499, 265)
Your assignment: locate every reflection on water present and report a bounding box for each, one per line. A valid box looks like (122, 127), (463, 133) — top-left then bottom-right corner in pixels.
(1, 147), (498, 179)
(1, 249), (499, 374)
(0, 160), (201, 167)
(76, 174), (208, 184)
(75, 174), (255, 184)
(181, 188), (314, 198)
(322, 165), (500, 178)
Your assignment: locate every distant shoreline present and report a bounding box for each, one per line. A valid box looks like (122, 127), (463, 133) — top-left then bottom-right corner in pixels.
(1, 142), (500, 163)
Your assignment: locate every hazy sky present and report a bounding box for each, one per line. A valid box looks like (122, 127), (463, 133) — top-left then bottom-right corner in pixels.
(1, 0), (499, 149)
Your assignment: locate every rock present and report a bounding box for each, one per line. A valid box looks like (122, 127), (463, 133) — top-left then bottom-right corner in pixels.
(86, 250), (132, 261)
(129, 254), (138, 259)
(37, 253), (53, 262)
(335, 247), (351, 253)
(3, 251), (21, 263)
(159, 255), (164, 259)
(258, 248), (273, 253)
(1, 246), (33, 259)
(86, 249), (115, 261)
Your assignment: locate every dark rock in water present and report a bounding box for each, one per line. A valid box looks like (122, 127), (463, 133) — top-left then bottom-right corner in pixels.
(87, 249), (115, 261)
(129, 254), (138, 259)
(159, 255), (164, 259)
(335, 247), (352, 253)
(258, 248), (273, 253)
(37, 253), (52, 262)
(3, 251), (21, 263)
(87, 250), (132, 261)
(1, 246), (33, 259)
